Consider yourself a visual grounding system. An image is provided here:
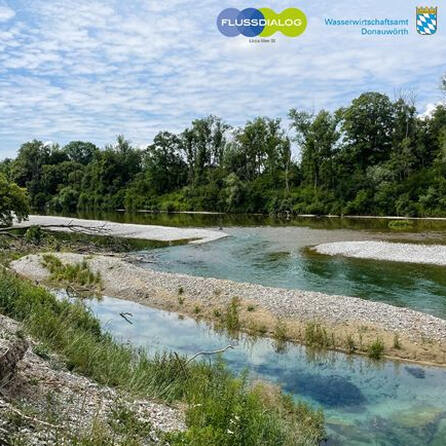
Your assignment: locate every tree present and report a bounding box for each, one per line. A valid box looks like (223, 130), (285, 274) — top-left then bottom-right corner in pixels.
(63, 141), (98, 165)
(142, 132), (187, 194)
(337, 92), (394, 170)
(289, 109), (339, 190)
(0, 173), (29, 227)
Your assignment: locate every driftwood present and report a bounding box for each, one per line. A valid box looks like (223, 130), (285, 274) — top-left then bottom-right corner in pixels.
(0, 400), (61, 430)
(184, 345), (234, 365)
(0, 221), (111, 236)
(119, 312), (134, 324)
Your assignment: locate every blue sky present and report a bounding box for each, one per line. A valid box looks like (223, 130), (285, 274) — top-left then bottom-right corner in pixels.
(0, 0), (445, 159)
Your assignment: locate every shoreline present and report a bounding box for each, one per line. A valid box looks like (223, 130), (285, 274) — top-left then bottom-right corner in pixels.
(116, 209), (446, 221)
(313, 240), (446, 266)
(13, 215), (228, 245)
(11, 253), (446, 367)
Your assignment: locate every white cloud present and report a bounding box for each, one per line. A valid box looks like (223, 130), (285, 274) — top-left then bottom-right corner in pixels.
(0, 0), (445, 159)
(0, 5), (14, 22)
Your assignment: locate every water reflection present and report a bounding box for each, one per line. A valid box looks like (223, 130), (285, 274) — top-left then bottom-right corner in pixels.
(143, 227), (446, 319)
(68, 293), (446, 446)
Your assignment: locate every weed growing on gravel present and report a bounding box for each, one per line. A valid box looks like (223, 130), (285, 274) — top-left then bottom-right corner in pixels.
(305, 322), (330, 348)
(223, 296), (241, 332)
(41, 254), (102, 290)
(368, 338), (385, 360)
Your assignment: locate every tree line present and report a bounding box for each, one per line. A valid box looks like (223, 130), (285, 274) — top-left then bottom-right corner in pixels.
(1, 88), (446, 219)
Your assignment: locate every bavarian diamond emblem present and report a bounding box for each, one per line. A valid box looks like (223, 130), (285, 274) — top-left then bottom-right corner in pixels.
(416, 7), (438, 35)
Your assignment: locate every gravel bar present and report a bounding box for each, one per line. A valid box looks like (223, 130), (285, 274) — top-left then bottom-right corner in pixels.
(13, 215), (228, 244)
(313, 240), (446, 266)
(11, 253), (446, 345)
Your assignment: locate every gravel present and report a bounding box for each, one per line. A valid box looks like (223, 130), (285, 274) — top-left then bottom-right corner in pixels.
(13, 215), (228, 245)
(0, 313), (185, 446)
(313, 240), (446, 266)
(11, 253), (446, 345)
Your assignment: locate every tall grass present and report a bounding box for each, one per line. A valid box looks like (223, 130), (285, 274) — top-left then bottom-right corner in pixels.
(0, 269), (324, 445)
(41, 254), (102, 289)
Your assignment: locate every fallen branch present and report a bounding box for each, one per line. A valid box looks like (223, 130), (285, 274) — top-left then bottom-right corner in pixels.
(0, 222), (111, 236)
(119, 312), (134, 324)
(185, 345), (234, 365)
(0, 400), (61, 430)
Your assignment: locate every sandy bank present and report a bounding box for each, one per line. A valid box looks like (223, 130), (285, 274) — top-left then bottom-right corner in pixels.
(13, 215), (228, 245)
(313, 240), (446, 266)
(11, 253), (446, 366)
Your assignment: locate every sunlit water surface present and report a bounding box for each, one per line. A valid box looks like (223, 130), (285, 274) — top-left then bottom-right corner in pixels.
(74, 295), (446, 446)
(138, 226), (446, 319)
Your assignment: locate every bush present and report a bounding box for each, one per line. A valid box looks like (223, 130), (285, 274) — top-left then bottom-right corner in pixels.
(24, 225), (45, 245)
(41, 254), (102, 290)
(305, 322), (330, 348)
(368, 338), (385, 360)
(223, 297), (241, 332)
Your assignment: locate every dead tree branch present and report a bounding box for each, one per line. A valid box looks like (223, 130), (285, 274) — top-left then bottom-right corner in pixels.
(185, 345), (234, 365)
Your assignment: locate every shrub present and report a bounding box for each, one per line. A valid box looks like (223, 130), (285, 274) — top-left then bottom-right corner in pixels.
(41, 254), (102, 290)
(24, 225), (45, 245)
(305, 322), (330, 348)
(368, 338), (385, 360)
(223, 297), (240, 332)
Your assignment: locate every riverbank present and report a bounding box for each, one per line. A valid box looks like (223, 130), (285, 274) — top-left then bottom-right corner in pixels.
(0, 267), (325, 446)
(0, 313), (185, 445)
(313, 240), (446, 266)
(11, 253), (446, 366)
(13, 216), (228, 244)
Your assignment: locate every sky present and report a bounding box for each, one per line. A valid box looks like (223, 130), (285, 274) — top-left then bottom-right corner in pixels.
(0, 0), (445, 159)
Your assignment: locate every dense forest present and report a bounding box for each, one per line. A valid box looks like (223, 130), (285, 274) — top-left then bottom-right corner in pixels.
(2, 87), (446, 218)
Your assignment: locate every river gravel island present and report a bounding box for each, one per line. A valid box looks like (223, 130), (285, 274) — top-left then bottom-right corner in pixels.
(11, 252), (446, 366)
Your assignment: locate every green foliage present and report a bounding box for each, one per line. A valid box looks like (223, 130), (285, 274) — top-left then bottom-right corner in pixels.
(223, 297), (241, 332)
(24, 225), (45, 245)
(273, 319), (289, 343)
(41, 254), (102, 289)
(0, 269), (325, 446)
(0, 173), (29, 226)
(304, 322), (330, 348)
(368, 338), (385, 360)
(7, 85), (446, 217)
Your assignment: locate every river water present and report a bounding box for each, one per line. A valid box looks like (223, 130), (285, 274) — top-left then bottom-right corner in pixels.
(80, 295), (446, 446)
(54, 213), (446, 444)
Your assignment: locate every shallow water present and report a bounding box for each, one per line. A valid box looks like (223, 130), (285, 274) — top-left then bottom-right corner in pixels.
(139, 226), (446, 319)
(81, 295), (446, 446)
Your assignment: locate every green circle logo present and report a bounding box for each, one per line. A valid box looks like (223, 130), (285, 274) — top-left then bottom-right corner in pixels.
(217, 7), (307, 38)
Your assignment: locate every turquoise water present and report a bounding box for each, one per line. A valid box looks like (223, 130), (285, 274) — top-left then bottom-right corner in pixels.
(80, 295), (446, 446)
(138, 226), (446, 319)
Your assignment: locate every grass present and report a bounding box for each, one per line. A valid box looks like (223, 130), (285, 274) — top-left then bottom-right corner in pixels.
(304, 322), (331, 349)
(0, 269), (325, 445)
(41, 254), (102, 290)
(368, 338), (385, 360)
(273, 319), (289, 343)
(222, 297), (241, 332)
(345, 335), (356, 354)
(393, 333), (401, 349)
